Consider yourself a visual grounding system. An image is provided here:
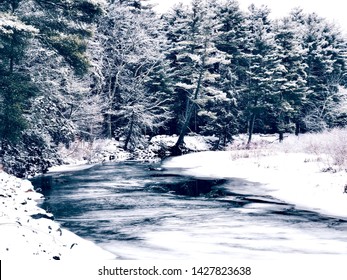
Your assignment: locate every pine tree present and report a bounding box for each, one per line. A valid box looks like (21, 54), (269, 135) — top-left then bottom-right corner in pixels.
(239, 4), (281, 144)
(0, 0), (102, 144)
(299, 13), (347, 131)
(0, 9), (38, 143)
(273, 14), (309, 139)
(164, 0), (229, 152)
(0, 0), (102, 175)
(209, 0), (246, 146)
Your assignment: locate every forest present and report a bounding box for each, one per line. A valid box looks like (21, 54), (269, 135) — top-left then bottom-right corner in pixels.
(1, 0), (347, 177)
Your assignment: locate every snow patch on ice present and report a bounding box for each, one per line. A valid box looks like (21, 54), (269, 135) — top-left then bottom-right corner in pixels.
(48, 162), (97, 173)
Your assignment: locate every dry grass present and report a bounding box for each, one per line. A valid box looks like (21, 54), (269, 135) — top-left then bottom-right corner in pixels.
(228, 148), (276, 161)
(275, 128), (347, 170)
(227, 134), (278, 160)
(227, 129), (347, 170)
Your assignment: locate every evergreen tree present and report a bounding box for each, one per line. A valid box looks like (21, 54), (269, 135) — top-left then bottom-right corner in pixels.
(0, 0), (102, 175)
(210, 0), (246, 146)
(299, 13), (347, 131)
(0, 0), (102, 143)
(0, 11), (38, 143)
(239, 4), (281, 144)
(164, 0), (229, 152)
(273, 15), (309, 139)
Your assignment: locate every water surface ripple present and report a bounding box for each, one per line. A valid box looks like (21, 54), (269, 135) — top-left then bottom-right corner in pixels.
(31, 161), (347, 260)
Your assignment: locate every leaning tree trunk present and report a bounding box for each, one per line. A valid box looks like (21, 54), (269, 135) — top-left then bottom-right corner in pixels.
(173, 68), (204, 155)
(175, 101), (195, 148)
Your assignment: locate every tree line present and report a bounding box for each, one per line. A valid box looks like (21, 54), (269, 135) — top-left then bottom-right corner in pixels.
(1, 0), (347, 176)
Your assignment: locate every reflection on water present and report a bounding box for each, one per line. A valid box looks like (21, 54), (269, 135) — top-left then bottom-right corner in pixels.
(31, 161), (347, 260)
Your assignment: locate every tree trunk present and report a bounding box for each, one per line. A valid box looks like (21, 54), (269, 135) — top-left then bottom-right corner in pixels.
(173, 69), (204, 151)
(214, 136), (221, 150)
(247, 113), (256, 146)
(279, 131), (284, 142)
(107, 113), (112, 139)
(106, 74), (119, 139)
(9, 57), (14, 74)
(278, 118), (284, 142)
(175, 113), (191, 148)
(173, 37), (208, 152)
(124, 113), (134, 150)
(222, 127), (227, 147)
(295, 121), (300, 136)
(9, 32), (15, 74)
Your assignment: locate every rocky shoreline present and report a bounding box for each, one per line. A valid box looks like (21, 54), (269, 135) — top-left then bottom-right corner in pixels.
(0, 170), (116, 260)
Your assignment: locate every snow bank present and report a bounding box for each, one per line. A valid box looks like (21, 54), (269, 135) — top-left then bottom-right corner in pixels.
(150, 134), (218, 152)
(48, 162), (97, 173)
(0, 170), (116, 260)
(163, 151), (347, 219)
(49, 135), (218, 171)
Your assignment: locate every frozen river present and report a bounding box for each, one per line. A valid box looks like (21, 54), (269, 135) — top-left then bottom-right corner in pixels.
(31, 161), (347, 260)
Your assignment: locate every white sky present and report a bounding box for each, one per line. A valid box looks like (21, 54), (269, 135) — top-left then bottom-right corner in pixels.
(149, 0), (347, 33)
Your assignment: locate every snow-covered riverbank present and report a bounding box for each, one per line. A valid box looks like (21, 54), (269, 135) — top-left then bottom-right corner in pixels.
(0, 170), (116, 260)
(163, 150), (347, 220)
(2, 133), (347, 260)
(1, 135), (215, 260)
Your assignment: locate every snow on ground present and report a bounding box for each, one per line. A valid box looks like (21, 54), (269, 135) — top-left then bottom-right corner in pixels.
(6, 133), (346, 260)
(163, 147), (347, 220)
(1, 135), (218, 260)
(48, 162), (97, 173)
(56, 139), (131, 165)
(0, 170), (116, 260)
(49, 135), (218, 171)
(150, 134), (218, 152)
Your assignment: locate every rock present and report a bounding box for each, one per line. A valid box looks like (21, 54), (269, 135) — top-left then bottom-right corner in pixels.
(31, 213), (54, 220)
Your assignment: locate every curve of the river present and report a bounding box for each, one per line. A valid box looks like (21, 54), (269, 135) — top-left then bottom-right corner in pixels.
(31, 161), (347, 260)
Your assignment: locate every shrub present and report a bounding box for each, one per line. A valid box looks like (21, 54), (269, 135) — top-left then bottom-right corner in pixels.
(277, 128), (347, 169)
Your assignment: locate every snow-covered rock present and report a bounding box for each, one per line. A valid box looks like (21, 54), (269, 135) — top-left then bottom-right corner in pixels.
(0, 170), (116, 260)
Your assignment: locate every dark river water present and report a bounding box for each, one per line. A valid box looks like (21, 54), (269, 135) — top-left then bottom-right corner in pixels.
(30, 161), (347, 260)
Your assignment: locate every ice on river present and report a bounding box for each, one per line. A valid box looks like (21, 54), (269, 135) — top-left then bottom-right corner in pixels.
(34, 160), (347, 260)
(6, 150), (347, 261)
(162, 151), (347, 220)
